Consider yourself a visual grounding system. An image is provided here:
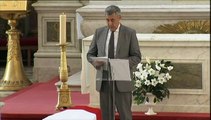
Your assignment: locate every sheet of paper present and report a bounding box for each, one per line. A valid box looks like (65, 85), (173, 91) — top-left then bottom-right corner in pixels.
(109, 59), (131, 81)
(90, 57), (109, 70)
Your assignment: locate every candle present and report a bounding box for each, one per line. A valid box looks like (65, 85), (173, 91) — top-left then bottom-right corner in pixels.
(59, 13), (66, 44)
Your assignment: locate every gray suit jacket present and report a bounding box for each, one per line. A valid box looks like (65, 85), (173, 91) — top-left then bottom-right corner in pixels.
(87, 24), (141, 92)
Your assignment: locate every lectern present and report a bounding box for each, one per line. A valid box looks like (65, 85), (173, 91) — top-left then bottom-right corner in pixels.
(0, 0), (32, 90)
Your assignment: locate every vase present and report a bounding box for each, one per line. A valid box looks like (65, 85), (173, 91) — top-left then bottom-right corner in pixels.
(145, 93), (157, 115)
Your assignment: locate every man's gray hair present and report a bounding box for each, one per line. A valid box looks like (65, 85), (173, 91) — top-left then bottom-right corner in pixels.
(105, 5), (121, 16)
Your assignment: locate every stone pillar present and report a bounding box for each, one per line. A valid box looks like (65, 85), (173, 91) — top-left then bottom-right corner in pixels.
(32, 1), (83, 82)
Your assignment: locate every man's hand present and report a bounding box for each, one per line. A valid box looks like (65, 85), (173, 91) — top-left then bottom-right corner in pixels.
(92, 60), (105, 70)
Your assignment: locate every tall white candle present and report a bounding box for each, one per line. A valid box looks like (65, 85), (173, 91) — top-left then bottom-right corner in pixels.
(59, 13), (66, 44)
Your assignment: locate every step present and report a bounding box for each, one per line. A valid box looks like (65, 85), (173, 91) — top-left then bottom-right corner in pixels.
(55, 72), (81, 91)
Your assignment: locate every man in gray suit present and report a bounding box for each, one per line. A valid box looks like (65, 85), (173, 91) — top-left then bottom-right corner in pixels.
(87, 5), (141, 120)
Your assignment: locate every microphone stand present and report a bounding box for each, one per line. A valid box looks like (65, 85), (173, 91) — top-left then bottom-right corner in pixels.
(108, 59), (115, 120)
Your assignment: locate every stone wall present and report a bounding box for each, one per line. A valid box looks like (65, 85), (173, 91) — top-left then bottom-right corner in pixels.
(32, 0), (209, 83)
(76, 4), (209, 38)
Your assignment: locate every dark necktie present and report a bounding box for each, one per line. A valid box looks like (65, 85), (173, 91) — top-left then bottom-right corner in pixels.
(108, 31), (114, 59)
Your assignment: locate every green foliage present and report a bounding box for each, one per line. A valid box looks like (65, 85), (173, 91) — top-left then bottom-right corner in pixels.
(132, 58), (173, 105)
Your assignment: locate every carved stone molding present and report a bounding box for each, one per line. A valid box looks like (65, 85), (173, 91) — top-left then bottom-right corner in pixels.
(77, 4), (210, 37)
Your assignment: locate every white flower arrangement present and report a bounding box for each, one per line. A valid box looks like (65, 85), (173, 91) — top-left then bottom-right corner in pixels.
(132, 57), (174, 105)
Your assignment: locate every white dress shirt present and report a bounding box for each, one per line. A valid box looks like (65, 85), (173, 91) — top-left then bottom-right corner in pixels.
(105, 24), (120, 58)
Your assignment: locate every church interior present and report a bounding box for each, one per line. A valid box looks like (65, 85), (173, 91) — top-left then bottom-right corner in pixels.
(0, 0), (210, 120)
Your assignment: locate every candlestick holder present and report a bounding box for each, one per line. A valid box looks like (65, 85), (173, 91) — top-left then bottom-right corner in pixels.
(0, 12), (32, 90)
(56, 43), (72, 110)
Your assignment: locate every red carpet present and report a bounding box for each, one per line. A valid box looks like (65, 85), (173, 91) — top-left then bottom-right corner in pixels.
(115, 112), (210, 120)
(1, 76), (101, 120)
(1, 76), (210, 120)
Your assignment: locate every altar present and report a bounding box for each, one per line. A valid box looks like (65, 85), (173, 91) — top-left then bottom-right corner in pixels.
(80, 33), (210, 113)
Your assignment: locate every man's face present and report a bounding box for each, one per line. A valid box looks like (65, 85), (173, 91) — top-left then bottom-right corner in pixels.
(106, 13), (121, 32)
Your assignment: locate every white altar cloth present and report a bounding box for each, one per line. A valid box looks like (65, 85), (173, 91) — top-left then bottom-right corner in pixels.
(43, 109), (96, 120)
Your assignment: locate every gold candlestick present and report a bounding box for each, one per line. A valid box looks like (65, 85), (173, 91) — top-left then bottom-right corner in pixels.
(0, 12), (32, 90)
(56, 43), (72, 110)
